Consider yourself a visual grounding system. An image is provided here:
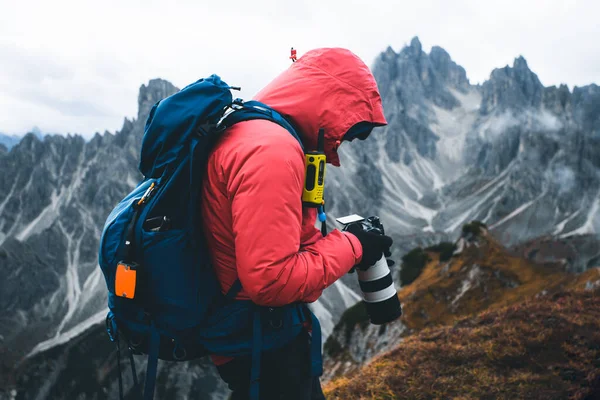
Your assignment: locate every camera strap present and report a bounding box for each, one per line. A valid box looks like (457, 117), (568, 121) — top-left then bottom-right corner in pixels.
(319, 204), (327, 237)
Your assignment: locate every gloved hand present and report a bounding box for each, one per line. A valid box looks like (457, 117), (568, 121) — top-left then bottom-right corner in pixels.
(345, 223), (394, 270)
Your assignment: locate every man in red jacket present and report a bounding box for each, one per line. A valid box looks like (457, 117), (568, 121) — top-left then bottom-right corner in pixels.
(201, 48), (391, 399)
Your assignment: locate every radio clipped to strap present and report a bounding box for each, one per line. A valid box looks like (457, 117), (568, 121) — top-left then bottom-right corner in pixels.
(302, 128), (326, 208)
(303, 129), (327, 236)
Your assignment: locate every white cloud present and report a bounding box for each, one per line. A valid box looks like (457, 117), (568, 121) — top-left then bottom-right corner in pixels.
(534, 110), (563, 132)
(0, 0), (599, 138)
(478, 112), (520, 139)
(551, 165), (576, 194)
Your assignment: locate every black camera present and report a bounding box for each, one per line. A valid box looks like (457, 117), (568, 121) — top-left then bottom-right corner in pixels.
(337, 215), (402, 325)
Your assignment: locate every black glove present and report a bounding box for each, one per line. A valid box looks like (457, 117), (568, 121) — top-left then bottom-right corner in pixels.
(345, 223), (393, 270)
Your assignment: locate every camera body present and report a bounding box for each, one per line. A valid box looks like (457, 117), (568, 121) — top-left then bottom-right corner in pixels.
(337, 215), (402, 325)
(346, 215), (385, 236)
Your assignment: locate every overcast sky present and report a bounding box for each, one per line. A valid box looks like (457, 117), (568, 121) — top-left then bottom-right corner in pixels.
(1, 0), (598, 138)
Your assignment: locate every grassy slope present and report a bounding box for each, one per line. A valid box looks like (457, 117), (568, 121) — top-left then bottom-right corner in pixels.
(324, 229), (600, 398)
(397, 233), (566, 330)
(330, 231), (575, 346)
(325, 288), (600, 400)
(396, 232), (600, 331)
(326, 232), (582, 366)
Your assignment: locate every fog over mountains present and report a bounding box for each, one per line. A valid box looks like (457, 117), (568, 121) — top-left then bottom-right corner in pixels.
(0, 37), (598, 398)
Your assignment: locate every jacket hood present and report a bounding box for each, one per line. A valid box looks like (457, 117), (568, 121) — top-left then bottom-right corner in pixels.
(253, 48), (387, 166)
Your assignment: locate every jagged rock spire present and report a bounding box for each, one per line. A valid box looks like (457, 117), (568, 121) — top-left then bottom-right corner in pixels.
(481, 56), (544, 114)
(137, 79), (179, 122)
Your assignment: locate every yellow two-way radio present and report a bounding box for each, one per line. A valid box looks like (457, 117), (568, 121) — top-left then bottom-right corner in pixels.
(302, 128), (326, 208)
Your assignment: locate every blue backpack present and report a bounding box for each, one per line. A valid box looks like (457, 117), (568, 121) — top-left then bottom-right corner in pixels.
(98, 75), (322, 400)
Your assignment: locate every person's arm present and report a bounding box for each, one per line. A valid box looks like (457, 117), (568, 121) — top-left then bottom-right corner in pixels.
(299, 207), (324, 247)
(228, 137), (362, 306)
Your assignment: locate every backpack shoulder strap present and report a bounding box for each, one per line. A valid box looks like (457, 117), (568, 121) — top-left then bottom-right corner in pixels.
(220, 100), (304, 150)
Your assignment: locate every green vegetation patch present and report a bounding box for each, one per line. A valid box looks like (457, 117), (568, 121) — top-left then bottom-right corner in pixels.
(324, 336), (344, 357)
(400, 247), (430, 286)
(462, 220), (488, 236)
(425, 241), (457, 262)
(335, 301), (370, 341)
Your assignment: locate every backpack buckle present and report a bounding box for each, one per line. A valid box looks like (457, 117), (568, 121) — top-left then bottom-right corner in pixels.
(172, 344), (187, 361)
(267, 308), (283, 329)
(129, 334), (143, 348)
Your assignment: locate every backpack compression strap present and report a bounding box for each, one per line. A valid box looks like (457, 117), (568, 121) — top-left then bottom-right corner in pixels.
(223, 279), (322, 400)
(219, 100), (304, 150)
(222, 100), (332, 239)
(218, 102), (322, 399)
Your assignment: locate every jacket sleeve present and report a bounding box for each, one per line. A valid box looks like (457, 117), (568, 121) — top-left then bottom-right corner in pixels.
(299, 207), (325, 247)
(228, 138), (362, 306)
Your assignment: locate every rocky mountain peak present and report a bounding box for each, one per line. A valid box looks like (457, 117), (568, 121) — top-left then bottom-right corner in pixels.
(513, 55), (530, 71)
(543, 84), (573, 115)
(369, 37), (473, 166)
(137, 78), (179, 121)
(0, 133), (17, 152)
(408, 36), (422, 56)
(119, 117), (135, 135)
(572, 84), (600, 134)
(481, 55), (544, 114)
(429, 45), (470, 90)
(16, 131), (43, 151)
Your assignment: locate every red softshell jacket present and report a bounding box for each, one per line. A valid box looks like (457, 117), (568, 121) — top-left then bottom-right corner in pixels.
(201, 48), (387, 307)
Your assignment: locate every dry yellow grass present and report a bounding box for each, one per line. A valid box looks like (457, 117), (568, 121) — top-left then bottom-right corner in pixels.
(396, 233), (574, 331)
(324, 230), (600, 398)
(326, 289), (600, 399)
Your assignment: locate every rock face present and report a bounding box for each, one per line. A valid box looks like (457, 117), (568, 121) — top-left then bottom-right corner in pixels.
(0, 79), (179, 399)
(480, 56), (544, 113)
(0, 79), (175, 368)
(1, 37), (600, 398)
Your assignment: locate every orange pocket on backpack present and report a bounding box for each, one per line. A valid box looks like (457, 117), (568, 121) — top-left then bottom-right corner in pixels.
(115, 262), (137, 299)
